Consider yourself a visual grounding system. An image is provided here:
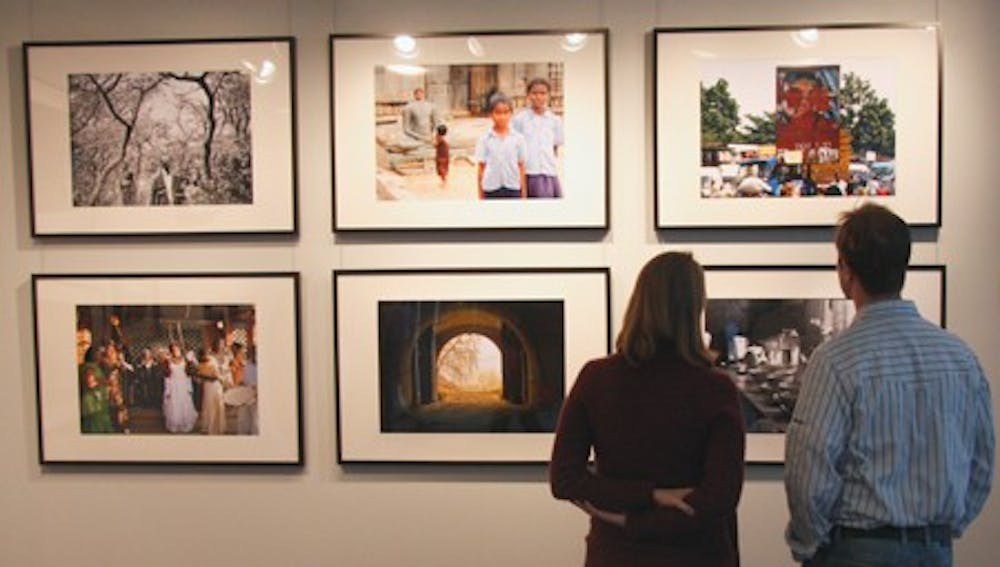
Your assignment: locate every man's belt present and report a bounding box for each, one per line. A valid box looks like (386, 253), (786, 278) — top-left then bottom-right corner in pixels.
(834, 525), (951, 545)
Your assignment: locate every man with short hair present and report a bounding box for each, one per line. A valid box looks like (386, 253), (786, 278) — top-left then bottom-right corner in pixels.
(784, 203), (994, 566)
(400, 87), (439, 144)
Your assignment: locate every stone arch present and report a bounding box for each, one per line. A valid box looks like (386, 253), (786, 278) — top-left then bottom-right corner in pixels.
(400, 305), (539, 408)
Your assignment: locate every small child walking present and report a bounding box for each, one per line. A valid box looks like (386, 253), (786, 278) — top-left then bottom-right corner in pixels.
(434, 123), (450, 188)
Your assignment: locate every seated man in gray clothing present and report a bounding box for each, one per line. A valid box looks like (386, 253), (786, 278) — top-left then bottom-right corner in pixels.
(401, 87), (440, 144)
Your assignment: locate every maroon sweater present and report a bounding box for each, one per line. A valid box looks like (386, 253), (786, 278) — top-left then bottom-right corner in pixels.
(550, 352), (745, 567)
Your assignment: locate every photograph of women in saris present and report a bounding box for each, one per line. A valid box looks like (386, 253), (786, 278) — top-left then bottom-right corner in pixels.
(75, 304), (259, 435)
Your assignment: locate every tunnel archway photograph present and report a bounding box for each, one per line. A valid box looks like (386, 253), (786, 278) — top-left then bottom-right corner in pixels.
(335, 268), (610, 462)
(378, 300), (565, 433)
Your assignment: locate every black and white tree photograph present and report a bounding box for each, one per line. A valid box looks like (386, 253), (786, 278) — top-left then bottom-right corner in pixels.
(69, 69), (253, 207)
(27, 38), (296, 235)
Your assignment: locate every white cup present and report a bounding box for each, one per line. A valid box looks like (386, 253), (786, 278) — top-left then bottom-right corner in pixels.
(733, 335), (749, 360)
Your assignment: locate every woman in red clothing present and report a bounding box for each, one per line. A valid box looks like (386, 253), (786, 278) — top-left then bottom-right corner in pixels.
(550, 252), (746, 566)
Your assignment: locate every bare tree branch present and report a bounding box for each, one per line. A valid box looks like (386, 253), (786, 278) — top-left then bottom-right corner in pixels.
(82, 73), (166, 205)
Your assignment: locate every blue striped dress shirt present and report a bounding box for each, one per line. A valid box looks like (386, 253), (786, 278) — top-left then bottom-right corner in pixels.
(784, 299), (995, 561)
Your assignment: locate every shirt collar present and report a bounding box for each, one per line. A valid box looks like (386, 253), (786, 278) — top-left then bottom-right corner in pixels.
(855, 298), (919, 321)
(486, 128), (516, 139)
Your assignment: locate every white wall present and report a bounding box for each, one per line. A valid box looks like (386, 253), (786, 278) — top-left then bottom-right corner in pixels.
(1, 0), (996, 565)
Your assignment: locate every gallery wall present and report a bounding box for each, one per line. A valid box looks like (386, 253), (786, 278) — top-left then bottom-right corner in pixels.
(1, 0), (997, 565)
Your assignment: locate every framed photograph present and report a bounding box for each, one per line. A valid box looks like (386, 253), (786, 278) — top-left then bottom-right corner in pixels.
(703, 265), (944, 463)
(655, 25), (940, 228)
(33, 273), (301, 465)
(331, 30), (607, 231)
(334, 268), (610, 463)
(25, 37), (297, 236)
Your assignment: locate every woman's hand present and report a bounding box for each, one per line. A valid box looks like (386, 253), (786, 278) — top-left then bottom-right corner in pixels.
(572, 500), (626, 527)
(652, 488), (695, 516)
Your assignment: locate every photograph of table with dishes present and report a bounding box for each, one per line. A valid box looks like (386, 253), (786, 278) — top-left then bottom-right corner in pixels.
(705, 297), (855, 432)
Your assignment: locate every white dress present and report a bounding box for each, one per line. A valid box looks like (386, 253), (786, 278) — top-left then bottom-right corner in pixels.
(200, 359), (227, 435)
(163, 359), (199, 433)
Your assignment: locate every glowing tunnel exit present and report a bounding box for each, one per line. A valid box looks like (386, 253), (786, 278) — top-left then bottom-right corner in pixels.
(378, 300), (566, 433)
(435, 333), (503, 404)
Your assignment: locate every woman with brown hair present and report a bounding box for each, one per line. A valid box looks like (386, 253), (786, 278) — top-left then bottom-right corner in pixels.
(550, 251), (745, 566)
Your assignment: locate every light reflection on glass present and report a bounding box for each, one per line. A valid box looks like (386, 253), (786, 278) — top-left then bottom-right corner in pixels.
(466, 36), (485, 57)
(560, 33), (588, 52)
(241, 58), (277, 84)
(393, 34), (419, 58)
(386, 64), (427, 76)
(791, 28), (820, 48)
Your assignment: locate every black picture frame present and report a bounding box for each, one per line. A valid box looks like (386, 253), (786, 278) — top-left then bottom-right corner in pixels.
(331, 30), (609, 231)
(654, 24), (941, 229)
(33, 272), (302, 465)
(24, 37), (298, 237)
(333, 267), (611, 464)
(702, 264), (945, 463)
